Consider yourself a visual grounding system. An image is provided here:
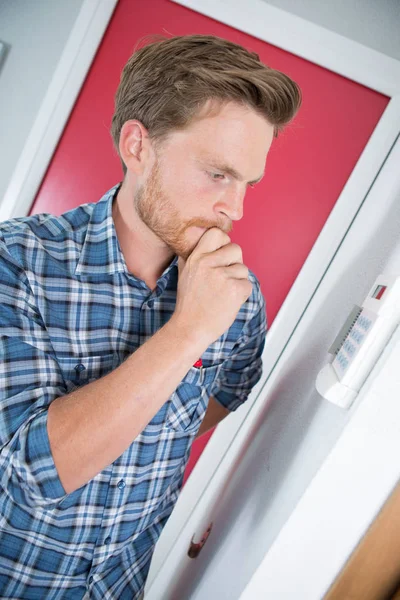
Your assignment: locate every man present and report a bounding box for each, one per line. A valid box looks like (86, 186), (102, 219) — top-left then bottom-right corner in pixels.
(0, 35), (301, 598)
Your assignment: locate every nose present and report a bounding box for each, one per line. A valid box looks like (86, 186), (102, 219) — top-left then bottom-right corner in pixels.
(215, 186), (245, 223)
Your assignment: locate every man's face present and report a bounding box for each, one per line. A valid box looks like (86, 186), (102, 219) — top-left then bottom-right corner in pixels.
(134, 101), (274, 260)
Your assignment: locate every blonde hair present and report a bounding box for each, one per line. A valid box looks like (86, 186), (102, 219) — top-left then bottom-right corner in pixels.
(111, 34), (302, 174)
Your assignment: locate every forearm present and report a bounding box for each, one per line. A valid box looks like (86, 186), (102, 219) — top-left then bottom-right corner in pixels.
(48, 317), (207, 494)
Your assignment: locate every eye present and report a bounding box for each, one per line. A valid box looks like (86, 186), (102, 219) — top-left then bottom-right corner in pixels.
(208, 172), (225, 182)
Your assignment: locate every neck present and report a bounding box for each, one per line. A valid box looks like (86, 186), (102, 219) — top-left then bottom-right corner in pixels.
(112, 180), (174, 290)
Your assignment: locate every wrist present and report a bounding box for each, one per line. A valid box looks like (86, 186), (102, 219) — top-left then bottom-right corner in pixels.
(166, 315), (210, 356)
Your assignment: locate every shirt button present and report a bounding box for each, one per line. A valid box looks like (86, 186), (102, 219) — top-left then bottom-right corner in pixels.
(147, 299), (154, 308)
(104, 536), (111, 545)
(117, 479), (126, 490)
(88, 576), (93, 584)
(75, 363), (86, 373)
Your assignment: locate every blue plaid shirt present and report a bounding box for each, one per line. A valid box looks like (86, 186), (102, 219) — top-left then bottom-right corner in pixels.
(0, 183), (267, 599)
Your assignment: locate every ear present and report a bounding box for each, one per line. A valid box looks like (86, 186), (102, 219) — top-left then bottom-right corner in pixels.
(119, 120), (153, 176)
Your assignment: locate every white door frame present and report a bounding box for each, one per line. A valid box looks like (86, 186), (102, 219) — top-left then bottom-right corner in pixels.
(145, 0), (400, 595)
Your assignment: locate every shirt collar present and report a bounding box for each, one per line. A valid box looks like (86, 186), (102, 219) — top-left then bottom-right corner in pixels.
(75, 183), (179, 279)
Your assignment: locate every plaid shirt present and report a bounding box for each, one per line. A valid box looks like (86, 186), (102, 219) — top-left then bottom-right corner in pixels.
(0, 183), (267, 599)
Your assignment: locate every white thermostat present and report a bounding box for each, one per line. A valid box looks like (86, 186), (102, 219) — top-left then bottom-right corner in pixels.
(316, 274), (400, 409)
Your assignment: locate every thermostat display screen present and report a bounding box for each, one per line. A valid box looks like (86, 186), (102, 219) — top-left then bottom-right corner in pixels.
(372, 285), (387, 300)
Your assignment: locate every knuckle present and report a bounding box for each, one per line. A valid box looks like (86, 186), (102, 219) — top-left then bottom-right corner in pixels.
(231, 243), (243, 261)
(212, 226), (227, 236)
(217, 229), (231, 244)
(236, 264), (248, 278)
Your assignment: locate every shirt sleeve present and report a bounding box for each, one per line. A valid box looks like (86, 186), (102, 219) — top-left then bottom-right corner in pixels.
(210, 272), (268, 412)
(0, 233), (68, 508)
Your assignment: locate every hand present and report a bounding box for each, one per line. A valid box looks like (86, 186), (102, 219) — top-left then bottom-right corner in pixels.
(173, 227), (253, 347)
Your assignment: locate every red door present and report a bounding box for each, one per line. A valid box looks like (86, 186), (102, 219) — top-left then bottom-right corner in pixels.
(30, 0), (388, 485)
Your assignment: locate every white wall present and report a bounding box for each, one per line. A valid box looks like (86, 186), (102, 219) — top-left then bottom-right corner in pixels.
(0, 0), (85, 206)
(262, 0), (400, 61)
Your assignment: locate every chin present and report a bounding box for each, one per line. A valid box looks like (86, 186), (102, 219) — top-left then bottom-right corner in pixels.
(188, 228), (206, 248)
(181, 239), (197, 260)
(169, 227), (206, 261)
(190, 226), (208, 241)
(176, 241), (197, 262)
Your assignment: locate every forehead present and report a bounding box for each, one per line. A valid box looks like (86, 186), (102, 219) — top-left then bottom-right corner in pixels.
(163, 101), (274, 174)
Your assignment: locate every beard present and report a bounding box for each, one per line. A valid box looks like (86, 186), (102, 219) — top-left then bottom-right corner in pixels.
(134, 158), (227, 261)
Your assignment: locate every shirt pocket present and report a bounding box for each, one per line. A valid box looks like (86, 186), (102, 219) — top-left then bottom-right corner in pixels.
(56, 353), (119, 392)
(165, 364), (222, 433)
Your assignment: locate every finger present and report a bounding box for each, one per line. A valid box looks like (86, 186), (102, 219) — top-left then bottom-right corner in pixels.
(191, 227), (231, 257)
(205, 242), (243, 267)
(223, 263), (249, 279)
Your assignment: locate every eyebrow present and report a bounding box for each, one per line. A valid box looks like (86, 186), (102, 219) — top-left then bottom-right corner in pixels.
(206, 160), (264, 185)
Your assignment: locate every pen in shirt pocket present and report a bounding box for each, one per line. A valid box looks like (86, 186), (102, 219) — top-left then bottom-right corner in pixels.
(193, 358), (204, 385)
